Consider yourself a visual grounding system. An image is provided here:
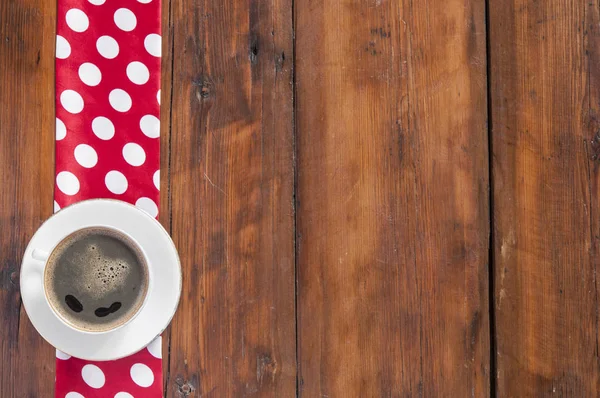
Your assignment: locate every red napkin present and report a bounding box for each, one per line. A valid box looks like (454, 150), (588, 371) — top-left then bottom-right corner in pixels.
(54, 0), (162, 396)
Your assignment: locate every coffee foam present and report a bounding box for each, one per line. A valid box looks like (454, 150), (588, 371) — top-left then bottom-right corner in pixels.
(79, 243), (131, 298)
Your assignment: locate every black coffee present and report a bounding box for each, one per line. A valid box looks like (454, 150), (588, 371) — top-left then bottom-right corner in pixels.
(44, 227), (148, 332)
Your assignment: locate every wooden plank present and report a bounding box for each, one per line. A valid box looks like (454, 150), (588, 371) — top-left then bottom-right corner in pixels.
(166, 0), (295, 395)
(490, 0), (600, 395)
(0, 0), (56, 396)
(295, 0), (490, 396)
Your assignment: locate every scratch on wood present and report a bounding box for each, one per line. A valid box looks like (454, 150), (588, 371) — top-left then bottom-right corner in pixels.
(203, 172), (226, 196)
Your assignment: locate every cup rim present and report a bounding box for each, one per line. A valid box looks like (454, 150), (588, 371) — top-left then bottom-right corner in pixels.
(42, 225), (152, 335)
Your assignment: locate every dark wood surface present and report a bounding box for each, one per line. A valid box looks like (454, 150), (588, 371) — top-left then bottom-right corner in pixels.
(295, 0), (490, 396)
(3, 0), (600, 396)
(0, 0), (56, 396)
(489, 0), (600, 395)
(164, 0), (296, 396)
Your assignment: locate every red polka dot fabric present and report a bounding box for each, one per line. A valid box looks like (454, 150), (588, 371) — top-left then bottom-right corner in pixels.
(54, 0), (161, 212)
(55, 338), (162, 398)
(54, 0), (162, 396)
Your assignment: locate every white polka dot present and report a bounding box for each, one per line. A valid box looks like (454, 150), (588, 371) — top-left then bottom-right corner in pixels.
(65, 393), (84, 398)
(109, 89), (132, 112)
(56, 118), (66, 140)
(146, 337), (162, 358)
(92, 116), (115, 140)
(140, 115), (160, 138)
(157, 90), (161, 105)
(56, 350), (70, 360)
(144, 34), (161, 57)
(130, 363), (154, 387)
(126, 61), (150, 85)
(137, 0), (152, 3)
(56, 35), (71, 59)
(123, 143), (146, 166)
(114, 8), (137, 31)
(60, 90), (84, 114)
(82, 364), (105, 389)
(88, 0), (106, 4)
(78, 62), (102, 86)
(153, 170), (160, 190)
(56, 171), (80, 196)
(114, 393), (134, 398)
(66, 9), (89, 32)
(97, 35), (119, 59)
(74, 144), (98, 168)
(53, 201), (60, 213)
(136, 197), (158, 217)
(105, 171), (128, 194)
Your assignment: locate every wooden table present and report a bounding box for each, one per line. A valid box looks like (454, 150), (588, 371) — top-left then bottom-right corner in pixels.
(1, 0), (597, 396)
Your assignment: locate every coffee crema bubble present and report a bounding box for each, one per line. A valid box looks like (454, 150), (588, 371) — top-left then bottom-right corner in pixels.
(44, 227), (149, 332)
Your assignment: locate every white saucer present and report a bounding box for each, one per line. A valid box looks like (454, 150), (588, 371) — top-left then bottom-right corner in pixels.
(20, 199), (181, 361)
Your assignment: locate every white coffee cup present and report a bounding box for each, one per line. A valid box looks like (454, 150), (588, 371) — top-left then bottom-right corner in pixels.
(20, 199), (181, 361)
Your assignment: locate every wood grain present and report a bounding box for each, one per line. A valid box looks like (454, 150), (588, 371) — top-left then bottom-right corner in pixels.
(165, 0), (295, 395)
(295, 0), (490, 396)
(0, 0), (56, 396)
(490, 0), (600, 395)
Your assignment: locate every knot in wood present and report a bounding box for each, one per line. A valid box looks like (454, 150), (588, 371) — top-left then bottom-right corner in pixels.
(192, 77), (213, 101)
